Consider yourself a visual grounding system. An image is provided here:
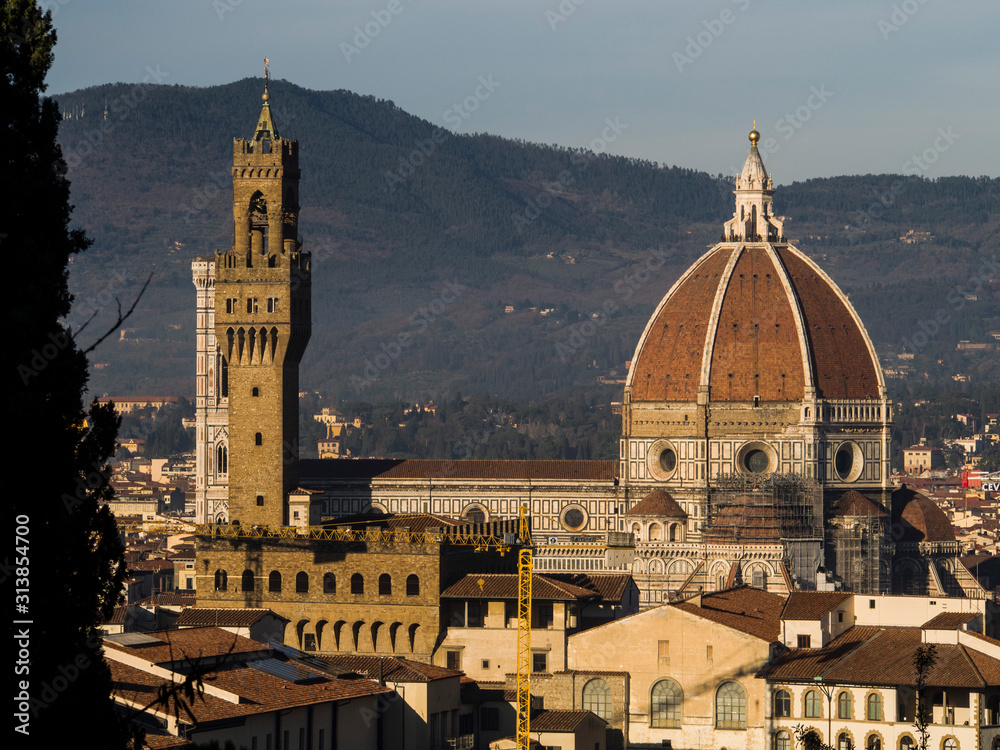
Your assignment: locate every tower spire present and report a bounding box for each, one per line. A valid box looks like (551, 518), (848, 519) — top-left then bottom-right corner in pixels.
(253, 56), (279, 141)
(722, 125), (784, 243)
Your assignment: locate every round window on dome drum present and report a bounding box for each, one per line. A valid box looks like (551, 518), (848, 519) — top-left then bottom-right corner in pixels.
(834, 441), (865, 483)
(646, 439), (679, 481)
(744, 449), (769, 474)
(736, 441), (776, 476)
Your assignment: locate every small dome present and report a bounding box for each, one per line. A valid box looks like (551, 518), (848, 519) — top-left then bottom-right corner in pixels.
(829, 490), (888, 518)
(628, 489), (687, 518)
(705, 493), (812, 542)
(891, 486), (955, 543)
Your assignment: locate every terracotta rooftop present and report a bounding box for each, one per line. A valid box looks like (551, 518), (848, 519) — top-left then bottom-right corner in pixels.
(103, 627), (270, 666)
(921, 611), (980, 630)
(109, 653), (391, 726)
(301, 458), (618, 482)
(441, 574), (600, 601)
(671, 586), (785, 642)
(829, 490), (888, 518)
(542, 573), (633, 602)
(760, 626), (1000, 688)
(176, 608), (287, 628)
(530, 709), (603, 732)
(319, 654), (461, 683)
(628, 489), (687, 518)
(781, 591), (852, 621)
(131, 559), (175, 572)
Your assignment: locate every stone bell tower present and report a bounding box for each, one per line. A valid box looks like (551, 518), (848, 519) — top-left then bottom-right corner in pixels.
(214, 62), (311, 527)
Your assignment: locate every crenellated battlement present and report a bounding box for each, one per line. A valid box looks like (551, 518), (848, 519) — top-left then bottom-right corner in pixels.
(233, 137), (298, 166)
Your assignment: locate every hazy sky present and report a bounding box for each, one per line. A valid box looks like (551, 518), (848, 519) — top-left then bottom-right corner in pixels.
(46, 0), (999, 184)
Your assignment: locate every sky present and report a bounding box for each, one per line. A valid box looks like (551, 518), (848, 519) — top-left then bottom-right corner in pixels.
(46, 0), (1000, 184)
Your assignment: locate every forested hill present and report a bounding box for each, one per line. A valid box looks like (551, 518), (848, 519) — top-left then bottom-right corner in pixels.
(55, 80), (1000, 402)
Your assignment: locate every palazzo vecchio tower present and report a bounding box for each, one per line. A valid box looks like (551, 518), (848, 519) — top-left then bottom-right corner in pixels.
(210, 68), (311, 527)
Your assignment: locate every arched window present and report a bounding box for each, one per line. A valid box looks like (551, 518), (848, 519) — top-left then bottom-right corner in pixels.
(406, 574), (420, 596)
(323, 573), (336, 594)
(268, 570), (281, 593)
(867, 693), (882, 721)
(866, 735), (882, 750)
(296, 572), (308, 593)
(774, 731), (791, 750)
(716, 682), (746, 729)
(899, 737), (915, 750)
(582, 679), (611, 722)
(838, 691), (852, 719)
(942, 740), (957, 750)
(379, 574), (392, 595)
(805, 689), (822, 718)
(214, 569), (227, 591)
(351, 573), (364, 594)
(216, 444), (228, 475)
(252, 386), (259, 397)
(241, 570), (254, 592)
(255, 432), (263, 446)
(650, 679), (682, 728)
(839, 734), (853, 750)
(774, 689), (791, 718)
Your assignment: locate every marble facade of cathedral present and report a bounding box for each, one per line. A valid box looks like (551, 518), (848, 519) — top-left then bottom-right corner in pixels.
(192, 89), (975, 608)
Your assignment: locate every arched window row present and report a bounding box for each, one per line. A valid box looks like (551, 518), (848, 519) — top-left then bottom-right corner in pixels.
(255, 571), (421, 598)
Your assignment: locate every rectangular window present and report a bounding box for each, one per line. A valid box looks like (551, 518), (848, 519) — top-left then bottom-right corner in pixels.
(482, 660), (490, 669)
(446, 650), (461, 671)
(481, 707), (500, 731)
(536, 603), (553, 628)
(797, 634), (812, 648)
(658, 639), (670, 667)
(706, 645), (713, 666)
(838, 611), (844, 623)
(303, 633), (316, 651)
(869, 599), (876, 609)
(266, 735), (272, 750)
(283, 731), (289, 750)
(467, 601), (484, 628)
(532, 652), (547, 673)
(318, 730), (324, 750)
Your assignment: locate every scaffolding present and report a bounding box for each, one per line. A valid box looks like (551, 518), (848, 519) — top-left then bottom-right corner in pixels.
(827, 508), (888, 594)
(706, 473), (822, 543)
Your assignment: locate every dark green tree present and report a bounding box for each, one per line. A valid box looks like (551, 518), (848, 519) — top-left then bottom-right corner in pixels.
(5, 3), (135, 747)
(913, 644), (938, 750)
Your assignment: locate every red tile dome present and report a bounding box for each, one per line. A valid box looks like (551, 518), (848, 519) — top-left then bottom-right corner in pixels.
(626, 241), (882, 404)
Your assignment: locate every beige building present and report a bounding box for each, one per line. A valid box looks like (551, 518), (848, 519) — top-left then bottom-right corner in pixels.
(763, 603), (1000, 750)
(435, 572), (638, 680)
(566, 586), (785, 749)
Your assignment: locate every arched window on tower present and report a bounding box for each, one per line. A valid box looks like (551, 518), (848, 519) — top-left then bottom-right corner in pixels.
(214, 569), (227, 591)
(406, 574), (420, 596)
(216, 443), (228, 477)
